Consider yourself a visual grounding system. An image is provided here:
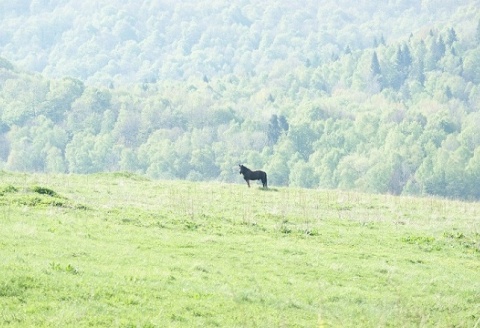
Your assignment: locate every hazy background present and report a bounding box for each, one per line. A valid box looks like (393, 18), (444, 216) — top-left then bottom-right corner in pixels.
(0, 0), (479, 200)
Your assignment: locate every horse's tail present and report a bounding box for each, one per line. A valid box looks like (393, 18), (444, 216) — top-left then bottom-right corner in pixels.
(263, 172), (268, 188)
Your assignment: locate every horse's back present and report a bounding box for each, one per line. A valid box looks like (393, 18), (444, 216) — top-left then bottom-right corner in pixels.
(253, 170), (265, 177)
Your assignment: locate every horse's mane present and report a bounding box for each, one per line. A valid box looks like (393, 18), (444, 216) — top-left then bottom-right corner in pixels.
(240, 164), (251, 172)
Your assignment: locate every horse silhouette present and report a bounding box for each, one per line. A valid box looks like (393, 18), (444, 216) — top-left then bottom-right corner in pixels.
(239, 164), (267, 188)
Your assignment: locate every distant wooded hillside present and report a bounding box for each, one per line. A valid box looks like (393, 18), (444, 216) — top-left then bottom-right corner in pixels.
(1, 1), (480, 199)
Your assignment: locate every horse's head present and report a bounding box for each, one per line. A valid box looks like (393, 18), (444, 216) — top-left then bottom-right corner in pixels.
(239, 164), (244, 174)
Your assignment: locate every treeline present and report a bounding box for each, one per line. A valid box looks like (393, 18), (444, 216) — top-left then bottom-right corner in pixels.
(1, 2), (480, 200)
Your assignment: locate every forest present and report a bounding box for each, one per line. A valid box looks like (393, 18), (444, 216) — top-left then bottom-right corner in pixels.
(1, 0), (480, 200)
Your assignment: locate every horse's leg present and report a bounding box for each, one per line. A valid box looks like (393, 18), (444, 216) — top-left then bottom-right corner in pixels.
(246, 180), (250, 187)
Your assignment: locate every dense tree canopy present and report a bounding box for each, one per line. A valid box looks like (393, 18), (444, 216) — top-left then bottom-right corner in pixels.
(0, 1), (480, 200)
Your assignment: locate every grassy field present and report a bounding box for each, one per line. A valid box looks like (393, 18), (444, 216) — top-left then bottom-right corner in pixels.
(0, 171), (479, 327)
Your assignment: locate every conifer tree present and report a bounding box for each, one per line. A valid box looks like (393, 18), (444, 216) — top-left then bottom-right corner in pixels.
(267, 114), (281, 145)
(370, 51), (381, 77)
(434, 36), (446, 60)
(445, 27), (457, 47)
(476, 19), (480, 44)
(278, 115), (289, 133)
(369, 51), (383, 91)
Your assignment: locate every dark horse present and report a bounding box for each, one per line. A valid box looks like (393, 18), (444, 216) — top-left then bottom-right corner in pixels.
(239, 164), (268, 188)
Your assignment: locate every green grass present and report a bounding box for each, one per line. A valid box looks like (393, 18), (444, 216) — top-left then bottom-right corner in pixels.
(0, 171), (479, 327)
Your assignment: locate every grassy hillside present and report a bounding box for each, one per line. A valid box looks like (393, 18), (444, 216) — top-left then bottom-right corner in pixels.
(0, 171), (479, 327)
